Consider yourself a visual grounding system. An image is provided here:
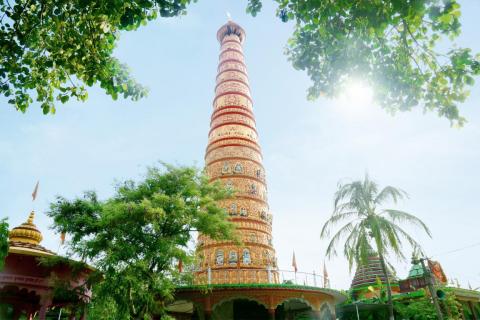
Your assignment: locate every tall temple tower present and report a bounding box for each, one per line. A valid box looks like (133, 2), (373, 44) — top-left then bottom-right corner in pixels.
(171, 21), (344, 319)
(195, 20), (279, 285)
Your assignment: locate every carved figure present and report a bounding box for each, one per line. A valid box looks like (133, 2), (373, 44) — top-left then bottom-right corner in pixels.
(216, 250), (224, 266)
(234, 163), (243, 173)
(229, 251), (238, 264)
(222, 162), (230, 174)
(243, 249), (251, 265)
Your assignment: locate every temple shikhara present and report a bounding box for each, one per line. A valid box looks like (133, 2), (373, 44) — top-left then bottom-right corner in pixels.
(195, 19), (278, 285)
(169, 20), (343, 320)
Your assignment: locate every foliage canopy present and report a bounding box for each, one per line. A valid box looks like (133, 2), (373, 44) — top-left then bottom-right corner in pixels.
(394, 289), (463, 320)
(2, 0), (478, 125)
(47, 164), (236, 319)
(0, 0), (194, 114)
(248, 0), (480, 126)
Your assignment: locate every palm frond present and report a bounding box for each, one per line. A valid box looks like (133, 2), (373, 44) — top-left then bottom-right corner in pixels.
(352, 222), (371, 269)
(324, 175), (432, 277)
(333, 182), (355, 209)
(324, 221), (358, 259)
(382, 209), (432, 237)
(377, 216), (406, 261)
(375, 186), (408, 205)
(320, 211), (360, 238)
(389, 223), (424, 254)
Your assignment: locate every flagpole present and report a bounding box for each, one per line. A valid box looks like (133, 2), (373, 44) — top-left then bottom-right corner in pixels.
(292, 250), (298, 284)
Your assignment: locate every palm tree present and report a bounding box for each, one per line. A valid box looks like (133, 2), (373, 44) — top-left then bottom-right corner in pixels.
(321, 175), (432, 320)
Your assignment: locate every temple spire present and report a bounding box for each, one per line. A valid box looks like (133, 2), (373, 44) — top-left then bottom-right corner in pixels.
(194, 22), (278, 285)
(9, 210), (43, 245)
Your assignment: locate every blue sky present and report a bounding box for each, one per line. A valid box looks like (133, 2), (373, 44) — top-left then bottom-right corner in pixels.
(1, 1), (479, 290)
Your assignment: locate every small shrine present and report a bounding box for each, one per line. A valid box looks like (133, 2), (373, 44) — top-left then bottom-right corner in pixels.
(339, 258), (480, 319)
(350, 253), (399, 300)
(0, 211), (92, 320)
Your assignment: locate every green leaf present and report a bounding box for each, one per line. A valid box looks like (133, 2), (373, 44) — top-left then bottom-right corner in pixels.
(46, 164), (236, 319)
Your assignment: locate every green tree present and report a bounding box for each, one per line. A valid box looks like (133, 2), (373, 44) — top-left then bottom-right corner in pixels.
(47, 164), (236, 320)
(247, 0), (480, 126)
(3, 1), (478, 124)
(321, 175), (432, 320)
(0, 0), (193, 114)
(394, 288), (463, 319)
(0, 218), (8, 270)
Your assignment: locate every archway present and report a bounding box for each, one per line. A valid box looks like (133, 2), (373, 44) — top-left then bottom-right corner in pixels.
(166, 299), (204, 320)
(0, 285), (40, 319)
(319, 303), (334, 320)
(213, 298), (269, 320)
(275, 298), (315, 320)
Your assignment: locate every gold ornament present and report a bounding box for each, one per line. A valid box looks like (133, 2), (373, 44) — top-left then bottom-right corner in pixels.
(9, 210), (43, 245)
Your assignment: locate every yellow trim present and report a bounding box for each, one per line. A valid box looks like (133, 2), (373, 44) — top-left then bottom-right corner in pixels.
(8, 246), (54, 257)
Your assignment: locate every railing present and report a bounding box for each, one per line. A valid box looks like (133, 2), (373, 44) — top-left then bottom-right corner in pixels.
(278, 269), (327, 287)
(186, 267), (328, 288)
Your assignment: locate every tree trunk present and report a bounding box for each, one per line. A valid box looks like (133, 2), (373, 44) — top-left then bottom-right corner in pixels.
(378, 251), (395, 320)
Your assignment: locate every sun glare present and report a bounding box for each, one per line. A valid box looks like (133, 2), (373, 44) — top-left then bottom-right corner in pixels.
(343, 79), (374, 105)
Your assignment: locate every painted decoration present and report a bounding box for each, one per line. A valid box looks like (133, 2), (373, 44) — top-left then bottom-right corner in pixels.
(243, 249), (251, 265)
(222, 162), (230, 174)
(229, 251), (238, 264)
(234, 163), (243, 173)
(216, 250), (224, 266)
(240, 208), (248, 217)
(230, 203), (237, 216)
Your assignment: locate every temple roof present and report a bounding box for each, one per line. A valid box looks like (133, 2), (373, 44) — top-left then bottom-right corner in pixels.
(8, 210), (54, 257)
(407, 264), (425, 279)
(351, 255), (398, 291)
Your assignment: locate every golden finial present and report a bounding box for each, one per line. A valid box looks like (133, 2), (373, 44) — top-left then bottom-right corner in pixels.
(9, 210), (43, 245)
(27, 210), (35, 224)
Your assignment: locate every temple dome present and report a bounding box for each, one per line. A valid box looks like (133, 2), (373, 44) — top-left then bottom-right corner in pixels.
(9, 210), (43, 245)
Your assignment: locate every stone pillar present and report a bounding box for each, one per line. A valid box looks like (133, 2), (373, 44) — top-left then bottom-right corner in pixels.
(203, 295), (212, 320)
(12, 308), (23, 320)
(204, 310), (212, 320)
(268, 308), (276, 320)
(38, 305), (48, 320)
(313, 310), (322, 319)
(38, 295), (51, 320)
(469, 301), (478, 320)
(80, 304), (88, 320)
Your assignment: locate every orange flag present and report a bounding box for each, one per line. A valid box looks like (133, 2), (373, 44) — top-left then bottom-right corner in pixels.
(323, 262), (329, 288)
(178, 259), (183, 273)
(32, 181), (39, 201)
(292, 251), (298, 273)
(60, 232), (66, 245)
